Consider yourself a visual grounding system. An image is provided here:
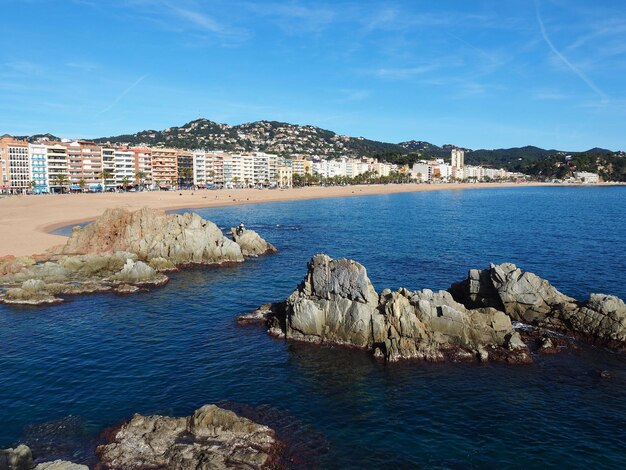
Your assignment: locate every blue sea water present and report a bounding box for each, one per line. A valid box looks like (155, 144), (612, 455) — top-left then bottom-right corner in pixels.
(1, 186), (625, 469)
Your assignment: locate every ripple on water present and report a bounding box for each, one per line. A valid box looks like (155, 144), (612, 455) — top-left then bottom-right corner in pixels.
(1, 186), (626, 469)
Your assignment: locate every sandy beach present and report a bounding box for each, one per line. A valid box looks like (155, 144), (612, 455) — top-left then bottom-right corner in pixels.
(0, 182), (566, 257)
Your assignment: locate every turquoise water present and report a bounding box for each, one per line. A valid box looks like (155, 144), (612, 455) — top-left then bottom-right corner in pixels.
(1, 186), (625, 468)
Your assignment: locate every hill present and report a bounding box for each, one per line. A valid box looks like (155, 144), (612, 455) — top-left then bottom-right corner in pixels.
(94, 118), (405, 157)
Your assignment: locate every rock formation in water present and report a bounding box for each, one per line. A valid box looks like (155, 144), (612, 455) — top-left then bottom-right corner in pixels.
(0, 208), (276, 306)
(55, 208), (244, 265)
(449, 263), (626, 350)
(231, 228), (278, 257)
(0, 444), (87, 470)
(97, 404), (281, 469)
(240, 254), (531, 363)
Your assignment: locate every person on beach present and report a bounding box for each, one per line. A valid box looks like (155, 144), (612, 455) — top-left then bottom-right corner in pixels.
(236, 222), (245, 235)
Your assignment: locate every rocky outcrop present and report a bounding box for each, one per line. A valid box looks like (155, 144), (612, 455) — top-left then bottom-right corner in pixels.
(450, 263), (626, 349)
(97, 404), (281, 469)
(231, 229), (278, 257)
(55, 208), (245, 265)
(0, 445), (87, 470)
(0, 252), (168, 305)
(244, 254), (530, 363)
(1, 208), (276, 306)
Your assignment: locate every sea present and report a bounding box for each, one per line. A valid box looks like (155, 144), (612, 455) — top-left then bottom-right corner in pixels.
(0, 185), (625, 469)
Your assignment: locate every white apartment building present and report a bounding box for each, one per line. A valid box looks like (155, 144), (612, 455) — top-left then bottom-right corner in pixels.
(101, 148), (116, 189)
(451, 148), (465, 170)
(291, 157), (313, 176)
(29, 143), (49, 193)
(372, 161), (391, 177)
(574, 171), (599, 183)
(411, 162), (433, 182)
(253, 152), (270, 186)
(46, 144), (69, 193)
(192, 150), (207, 186)
(346, 159), (369, 178)
(114, 148), (135, 187)
(313, 159), (348, 178)
(222, 153), (254, 187)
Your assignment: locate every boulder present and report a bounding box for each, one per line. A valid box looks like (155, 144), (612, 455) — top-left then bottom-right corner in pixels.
(450, 263), (626, 349)
(55, 208), (246, 266)
(97, 404), (280, 469)
(251, 255), (529, 363)
(231, 229), (278, 257)
(109, 259), (168, 286)
(0, 445), (87, 470)
(0, 444), (33, 470)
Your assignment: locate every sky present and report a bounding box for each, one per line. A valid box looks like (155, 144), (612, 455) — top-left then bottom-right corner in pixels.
(1, 0), (626, 151)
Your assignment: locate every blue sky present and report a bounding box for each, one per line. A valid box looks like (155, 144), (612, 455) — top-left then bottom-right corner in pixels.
(1, 0), (625, 150)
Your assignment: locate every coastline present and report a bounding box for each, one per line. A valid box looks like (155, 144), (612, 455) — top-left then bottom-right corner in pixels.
(0, 181), (617, 257)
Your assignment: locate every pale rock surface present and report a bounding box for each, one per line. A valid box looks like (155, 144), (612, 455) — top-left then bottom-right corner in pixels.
(56, 208), (244, 265)
(450, 263), (626, 349)
(34, 461), (88, 470)
(257, 254), (529, 363)
(109, 259), (167, 285)
(97, 404), (280, 469)
(231, 229), (278, 257)
(0, 444), (33, 470)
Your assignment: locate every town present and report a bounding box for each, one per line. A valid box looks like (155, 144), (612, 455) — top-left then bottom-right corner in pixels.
(0, 134), (580, 195)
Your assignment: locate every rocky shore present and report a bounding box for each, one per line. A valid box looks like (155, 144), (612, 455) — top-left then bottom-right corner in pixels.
(239, 255), (626, 362)
(0, 208), (276, 306)
(1, 405), (282, 470)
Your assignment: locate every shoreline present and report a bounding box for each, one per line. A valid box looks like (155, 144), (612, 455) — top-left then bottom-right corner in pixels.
(0, 182), (620, 257)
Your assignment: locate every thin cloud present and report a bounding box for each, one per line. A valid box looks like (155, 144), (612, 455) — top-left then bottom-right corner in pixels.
(535, 0), (608, 103)
(99, 74), (148, 114)
(371, 64), (442, 80)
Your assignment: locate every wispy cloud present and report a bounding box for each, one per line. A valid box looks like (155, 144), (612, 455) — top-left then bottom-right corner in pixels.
(533, 90), (568, 100)
(99, 74), (148, 114)
(371, 64), (442, 80)
(245, 1), (336, 34)
(535, 0), (609, 103)
(66, 61), (101, 71)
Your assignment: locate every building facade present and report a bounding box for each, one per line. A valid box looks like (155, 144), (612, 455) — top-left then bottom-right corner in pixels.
(29, 143), (49, 193)
(0, 136), (30, 194)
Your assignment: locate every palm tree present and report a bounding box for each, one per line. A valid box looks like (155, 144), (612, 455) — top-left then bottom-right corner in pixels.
(78, 178), (86, 192)
(135, 171), (147, 190)
(53, 174), (68, 194)
(178, 168), (193, 189)
(101, 169), (113, 190)
(122, 176), (130, 191)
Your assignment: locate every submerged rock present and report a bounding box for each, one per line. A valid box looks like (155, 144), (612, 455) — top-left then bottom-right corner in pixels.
(97, 404), (281, 469)
(244, 254), (530, 363)
(450, 263), (626, 350)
